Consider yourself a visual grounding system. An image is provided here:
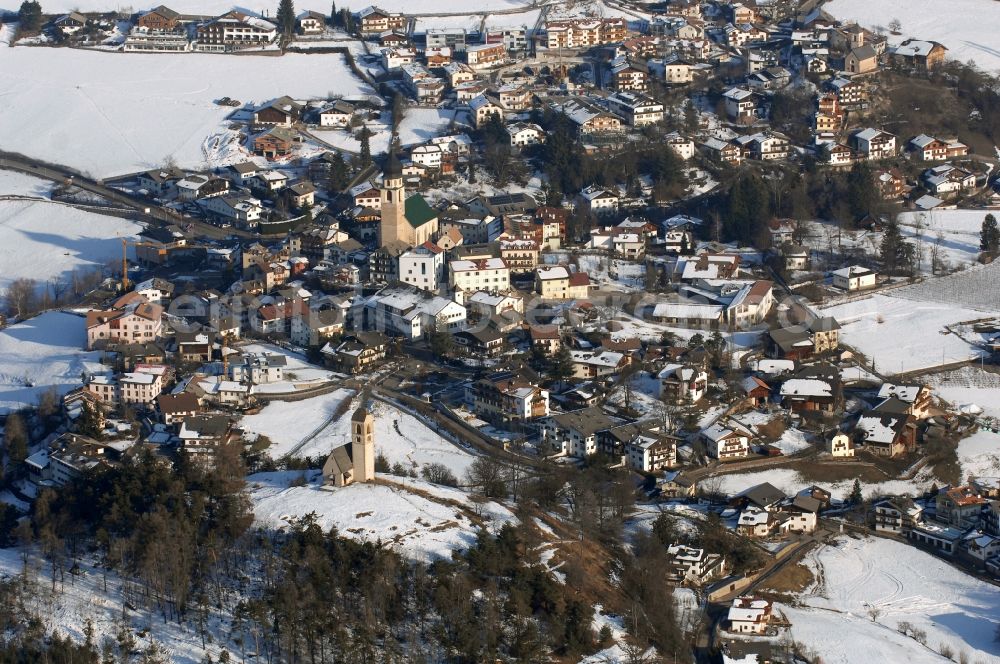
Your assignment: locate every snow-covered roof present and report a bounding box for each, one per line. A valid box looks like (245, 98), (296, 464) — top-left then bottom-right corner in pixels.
(737, 507), (770, 527)
(723, 87), (753, 101)
(652, 302), (723, 319)
(892, 39), (941, 58)
(536, 265), (570, 281)
(831, 265), (873, 278)
(570, 350), (624, 368)
(877, 383), (922, 403)
(857, 413), (903, 444)
(780, 379), (832, 398)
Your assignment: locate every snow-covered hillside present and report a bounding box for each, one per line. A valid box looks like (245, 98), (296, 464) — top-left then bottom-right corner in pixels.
(784, 535), (1000, 663)
(0, 47), (374, 177)
(826, 0), (1000, 72)
(248, 470), (515, 562)
(0, 199), (141, 292)
(242, 393), (477, 476)
(823, 294), (989, 375)
(0, 311), (104, 414)
(0, 170), (54, 197)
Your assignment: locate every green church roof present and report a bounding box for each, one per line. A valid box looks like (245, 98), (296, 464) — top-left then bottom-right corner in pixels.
(404, 194), (437, 228)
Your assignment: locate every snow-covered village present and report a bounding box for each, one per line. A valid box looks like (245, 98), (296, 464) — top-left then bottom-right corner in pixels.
(0, 0), (1000, 660)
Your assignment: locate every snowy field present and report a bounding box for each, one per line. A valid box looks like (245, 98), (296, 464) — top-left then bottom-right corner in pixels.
(0, 47), (374, 177)
(248, 470), (514, 562)
(956, 430), (1000, 479)
(784, 535), (1000, 663)
(0, 170), (54, 197)
(826, 0), (1000, 72)
(925, 366), (1000, 419)
(296, 397), (477, 477)
(0, 199), (141, 292)
(240, 388), (356, 458)
(0, 311), (103, 414)
(894, 260), (1000, 313)
(822, 294), (989, 375)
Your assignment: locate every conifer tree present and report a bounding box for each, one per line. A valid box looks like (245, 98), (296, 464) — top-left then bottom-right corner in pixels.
(981, 213), (1000, 254)
(276, 0), (296, 37)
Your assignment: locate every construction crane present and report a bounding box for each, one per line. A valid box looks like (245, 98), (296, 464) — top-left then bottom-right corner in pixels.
(120, 238), (159, 292)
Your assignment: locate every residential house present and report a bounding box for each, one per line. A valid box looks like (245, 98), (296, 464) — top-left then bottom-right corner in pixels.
(924, 164), (977, 197)
(659, 470), (697, 499)
(936, 486), (987, 529)
(663, 58), (694, 84)
(321, 332), (388, 374)
(852, 128), (896, 161)
(542, 407), (616, 458)
(157, 392), (200, 426)
(665, 544), (726, 586)
(178, 414), (233, 460)
(828, 432), (854, 457)
(367, 286), (466, 339)
(578, 185), (619, 216)
(530, 324), (562, 355)
(855, 411), (917, 457)
(86, 302), (163, 350)
(702, 137), (742, 165)
(831, 265), (877, 290)
(558, 99), (622, 135)
(535, 265), (591, 299)
(627, 433), (680, 473)
(254, 126), (298, 159)
(722, 87), (757, 124)
(658, 364), (708, 404)
(701, 423), (750, 460)
(891, 39), (947, 70)
(465, 43), (506, 70)
(727, 597), (773, 635)
(873, 497), (924, 534)
(604, 91), (664, 127)
(449, 257), (511, 293)
(468, 374), (549, 425)
(399, 242), (445, 291)
(297, 10), (325, 34)
(499, 239), (539, 274)
(195, 11), (277, 50)
(876, 383), (933, 419)
(610, 60), (648, 92)
(505, 122), (546, 147)
(355, 6), (407, 36)
(468, 94), (504, 129)
(569, 349), (628, 379)
(779, 364), (840, 412)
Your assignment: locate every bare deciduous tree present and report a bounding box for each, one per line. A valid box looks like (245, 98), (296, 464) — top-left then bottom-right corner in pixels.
(4, 278), (38, 319)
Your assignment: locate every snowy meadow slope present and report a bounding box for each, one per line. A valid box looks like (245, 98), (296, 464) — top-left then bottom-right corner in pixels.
(0, 199), (141, 292)
(785, 536), (1000, 664)
(0, 311), (103, 414)
(0, 47), (374, 177)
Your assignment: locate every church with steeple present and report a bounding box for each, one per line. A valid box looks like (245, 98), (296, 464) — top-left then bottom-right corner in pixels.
(322, 403), (376, 487)
(379, 148), (439, 248)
